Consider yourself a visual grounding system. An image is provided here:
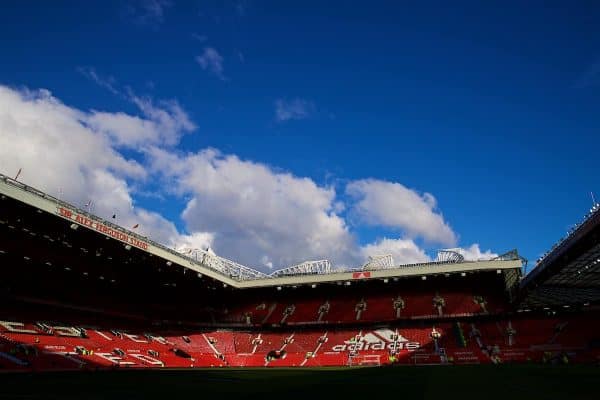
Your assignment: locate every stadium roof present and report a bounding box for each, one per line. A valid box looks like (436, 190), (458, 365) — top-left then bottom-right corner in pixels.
(519, 202), (600, 308)
(0, 173), (523, 289)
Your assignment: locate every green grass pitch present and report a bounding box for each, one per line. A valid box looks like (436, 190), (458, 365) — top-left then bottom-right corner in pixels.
(0, 365), (597, 399)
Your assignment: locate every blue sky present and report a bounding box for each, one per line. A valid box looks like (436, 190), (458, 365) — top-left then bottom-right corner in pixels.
(1, 1), (599, 272)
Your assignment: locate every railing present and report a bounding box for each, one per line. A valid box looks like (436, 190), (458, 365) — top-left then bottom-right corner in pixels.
(533, 203), (600, 269)
(0, 173), (241, 281)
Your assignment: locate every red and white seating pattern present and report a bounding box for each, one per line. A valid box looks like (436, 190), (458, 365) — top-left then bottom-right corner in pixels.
(1, 312), (598, 371)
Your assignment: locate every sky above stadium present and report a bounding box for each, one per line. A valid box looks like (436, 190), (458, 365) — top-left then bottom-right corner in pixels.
(1, 1), (599, 272)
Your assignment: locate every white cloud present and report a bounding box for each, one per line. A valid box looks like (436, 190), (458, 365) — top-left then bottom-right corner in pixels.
(275, 98), (315, 122)
(0, 84), (197, 249)
(77, 67), (119, 95)
(195, 47), (226, 80)
(0, 84), (496, 273)
(78, 69), (196, 147)
(192, 33), (208, 43)
(126, 93), (196, 145)
(236, 50), (245, 63)
(453, 244), (498, 261)
(173, 232), (215, 252)
(146, 147), (359, 269)
(346, 179), (457, 246)
(126, 0), (171, 26)
(361, 237), (431, 265)
(87, 98), (194, 148)
(86, 111), (166, 148)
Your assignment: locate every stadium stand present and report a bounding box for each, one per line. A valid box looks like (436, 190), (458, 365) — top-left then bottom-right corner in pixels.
(1, 304), (598, 371)
(222, 284), (508, 326)
(0, 173), (599, 372)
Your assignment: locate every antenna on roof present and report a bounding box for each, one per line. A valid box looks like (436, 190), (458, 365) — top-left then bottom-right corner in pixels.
(591, 192), (598, 207)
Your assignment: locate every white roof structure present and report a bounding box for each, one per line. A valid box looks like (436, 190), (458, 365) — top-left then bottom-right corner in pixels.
(361, 255), (395, 270)
(435, 249), (465, 263)
(270, 259), (332, 277)
(180, 247), (268, 280)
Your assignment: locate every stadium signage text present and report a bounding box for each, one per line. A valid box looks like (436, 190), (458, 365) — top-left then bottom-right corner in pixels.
(330, 329), (420, 352)
(56, 207), (149, 250)
(331, 340), (419, 352)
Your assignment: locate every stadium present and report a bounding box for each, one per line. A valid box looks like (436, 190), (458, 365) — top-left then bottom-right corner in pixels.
(0, 171), (599, 398)
(2, 4), (600, 397)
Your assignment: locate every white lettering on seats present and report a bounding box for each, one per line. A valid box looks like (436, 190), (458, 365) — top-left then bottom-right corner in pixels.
(95, 352), (135, 365)
(129, 353), (164, 366)
(53, 326), (82, 337)
(0, 321), (37, 334)
(124, 334), (148, 343)
(149, 335), (169, 345)
(94, 330), (113, 341)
